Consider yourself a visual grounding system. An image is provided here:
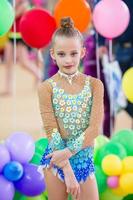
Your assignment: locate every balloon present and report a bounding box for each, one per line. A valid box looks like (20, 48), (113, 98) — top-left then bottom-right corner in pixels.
(0, 34), (9, 48)
(35, 138), (48, 155)
(15, 163), (45, 196)
(112, 129), (133, 156)
(95, 141), (127, 165)
(95, 165), (107, 193)
(20, 8), (56, 48)
(100, 189), (123, 200)
(0, 175), (15, 200)
(13, 191), (26, 200)
(30, 152), (42, 165)
(42, 190), (48, 199)
(0, 0), (15, 36)
(6, 131), (35, 163)
(26, 194), (45, 200)
(93, 0), (130, 39)
(54, 0), (91, 32)
(68, 194), (73, 200)
(0, 144), (10, 173)
(107, 176), (119, 188)
(112, 185), (127, 196)
(102, 154), (122, 176)
(123, 194), (133, 200)
(94, 135), (109, 163)
(3, 161), (24, 181)
(122, 156), (133, 173)
(119, 173), (133, 194)
(122, 67), (133, 103)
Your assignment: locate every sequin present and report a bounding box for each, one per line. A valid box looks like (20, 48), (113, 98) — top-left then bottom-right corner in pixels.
(76, 119), (80, 124)
(59, 112), (64, 118)
(66, 100), (71, 105)
(82, 103), (87, 108)
(59, 88), (64, 94)
(65, 113), (70, 118)
(66, 107), (72, 112)
(63, 118), (69, 123)
(59, 100), (65, 106)
(72, 105), (78, 111)
(53, 98), (58, 104)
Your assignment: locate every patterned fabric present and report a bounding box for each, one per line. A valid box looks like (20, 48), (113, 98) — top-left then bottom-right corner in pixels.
(40, 76), (95, 183)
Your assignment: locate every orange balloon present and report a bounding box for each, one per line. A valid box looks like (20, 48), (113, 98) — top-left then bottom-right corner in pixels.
(54, 0), (91, 32)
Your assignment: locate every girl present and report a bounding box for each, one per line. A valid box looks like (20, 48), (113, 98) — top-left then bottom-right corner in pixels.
(38, 17), (104, 200)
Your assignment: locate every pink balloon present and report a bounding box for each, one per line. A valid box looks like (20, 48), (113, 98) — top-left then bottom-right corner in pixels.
(107, 176), (119, 188)
(93, 0), (130, 39)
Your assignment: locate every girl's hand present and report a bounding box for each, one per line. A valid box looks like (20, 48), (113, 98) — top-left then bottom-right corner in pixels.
(63, 163), (80, 200)
(46, 148), (73, 167)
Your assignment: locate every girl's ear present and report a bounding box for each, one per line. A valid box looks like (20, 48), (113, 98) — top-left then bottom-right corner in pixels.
(50, 48), (56, 60)
(80, 47), (86, 59)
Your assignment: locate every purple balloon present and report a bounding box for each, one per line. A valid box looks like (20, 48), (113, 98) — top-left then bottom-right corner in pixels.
(6, 131), (35, 163)
(0, 175), (15, 200)
(0, 144), (10, 173)
(15, 163), (45, 196)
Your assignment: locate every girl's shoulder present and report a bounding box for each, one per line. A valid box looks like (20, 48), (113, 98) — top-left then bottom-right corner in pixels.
(89, 76), (104, 92)
(80, 73), (103, 86)
(38, 73), (59, 94)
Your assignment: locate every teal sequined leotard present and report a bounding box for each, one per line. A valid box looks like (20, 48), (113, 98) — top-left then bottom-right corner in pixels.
(40, 76), (94, 183)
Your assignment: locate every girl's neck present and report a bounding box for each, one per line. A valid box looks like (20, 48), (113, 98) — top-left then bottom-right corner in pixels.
(58, 70), (79, 85)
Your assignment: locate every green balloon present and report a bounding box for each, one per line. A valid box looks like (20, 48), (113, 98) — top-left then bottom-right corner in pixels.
(43, 190), (48, 199)
(95, 141), (127, 165)
(13, 191), (26, 200)
(112, 129), (133, 156)
(26, 194), (45, 200)
(68, 194), (73, 200)
(100, 189), (123, 200)
(35, 138), (48, 156)
(30, 152), (42, 165)
(94, 135), (109, 163)
(95, 165), (107, 193)
(123, 194), (133, 200)
(0, 0), (15, 36)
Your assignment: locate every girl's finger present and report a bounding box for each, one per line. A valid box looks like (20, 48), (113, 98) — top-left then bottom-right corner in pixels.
(45, 153), (53, 158)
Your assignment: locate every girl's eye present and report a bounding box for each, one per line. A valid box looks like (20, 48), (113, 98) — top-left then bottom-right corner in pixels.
(71, 52), (78, 56)
(57, 53), (65, 57)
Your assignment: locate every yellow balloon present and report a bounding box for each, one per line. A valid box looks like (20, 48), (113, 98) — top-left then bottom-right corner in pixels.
(112, 186), (127, 196)
(122, 67), (133, 103)
(0, 33), (8, 48)
(122, 156), (133, 173)
(102, 154), (122, 176)
(119, 173), (133, 194)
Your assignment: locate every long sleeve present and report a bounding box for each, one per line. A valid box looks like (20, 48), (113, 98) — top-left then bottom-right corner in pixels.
(66, 78), (104, 153)
(38, 81), (66, 151)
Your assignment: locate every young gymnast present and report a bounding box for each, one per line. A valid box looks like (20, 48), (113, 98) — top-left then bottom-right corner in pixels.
(38, 17), (104, 200)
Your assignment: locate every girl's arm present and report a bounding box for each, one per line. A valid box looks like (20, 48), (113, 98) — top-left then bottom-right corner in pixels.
(38, 80), (73, 161)
(38, 80), (66, 150)
(66, 77), (104, 154)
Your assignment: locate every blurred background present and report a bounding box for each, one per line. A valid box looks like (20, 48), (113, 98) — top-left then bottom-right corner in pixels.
(0, 0), (132, 140)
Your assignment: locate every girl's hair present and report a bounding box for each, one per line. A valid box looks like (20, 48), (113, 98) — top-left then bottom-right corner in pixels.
(52, 17), (83, 45)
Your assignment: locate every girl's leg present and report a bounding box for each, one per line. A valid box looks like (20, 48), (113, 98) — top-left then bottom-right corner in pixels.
(2, 41), (13, 95)
(79, 175), (99, 200)
(17, 44), (42, 82)
(44, 169), (68, 200)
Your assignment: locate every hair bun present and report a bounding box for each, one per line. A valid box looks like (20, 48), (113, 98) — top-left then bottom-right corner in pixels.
(60, 17), (74, 29)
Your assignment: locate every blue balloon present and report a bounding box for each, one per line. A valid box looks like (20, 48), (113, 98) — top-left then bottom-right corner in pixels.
(15, 163), (45, 196)
(3, 161), (24, 181)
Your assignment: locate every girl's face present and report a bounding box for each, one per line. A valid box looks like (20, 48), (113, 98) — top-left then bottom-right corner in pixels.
(50, 36), (86, 75)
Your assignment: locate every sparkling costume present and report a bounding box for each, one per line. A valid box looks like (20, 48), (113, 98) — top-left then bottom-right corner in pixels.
(38, 73), (104, 183)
